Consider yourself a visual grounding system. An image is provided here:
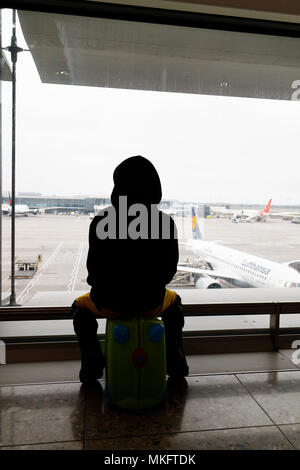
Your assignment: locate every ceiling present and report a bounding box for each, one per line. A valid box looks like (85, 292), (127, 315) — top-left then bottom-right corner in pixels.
(17, 9), (300, 100)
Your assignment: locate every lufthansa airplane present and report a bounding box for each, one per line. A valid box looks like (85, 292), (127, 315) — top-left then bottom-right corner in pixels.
(178, 207), (300, 289)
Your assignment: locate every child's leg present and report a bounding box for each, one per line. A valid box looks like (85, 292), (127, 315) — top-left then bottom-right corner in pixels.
(72, 301), (105, 384)
(160, 293), (189, 379)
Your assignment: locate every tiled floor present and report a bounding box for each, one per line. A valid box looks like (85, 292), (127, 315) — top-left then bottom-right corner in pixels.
(1, 351), (300, 450)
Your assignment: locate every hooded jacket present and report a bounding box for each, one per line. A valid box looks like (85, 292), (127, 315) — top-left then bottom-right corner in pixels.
(87, 155), (179, 313)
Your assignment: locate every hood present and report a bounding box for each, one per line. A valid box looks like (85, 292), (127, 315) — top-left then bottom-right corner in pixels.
(111, 155), (162, 207)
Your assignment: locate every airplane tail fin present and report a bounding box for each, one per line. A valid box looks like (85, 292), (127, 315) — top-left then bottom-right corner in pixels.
(192, 207), (203, 240)
(263, 198), (272, 213)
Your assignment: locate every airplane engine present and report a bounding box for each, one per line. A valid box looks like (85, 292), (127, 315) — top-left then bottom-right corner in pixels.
(195, 275), (222, 289)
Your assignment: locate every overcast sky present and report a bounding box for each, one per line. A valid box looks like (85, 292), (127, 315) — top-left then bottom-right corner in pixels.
(2, 9), (300, 206)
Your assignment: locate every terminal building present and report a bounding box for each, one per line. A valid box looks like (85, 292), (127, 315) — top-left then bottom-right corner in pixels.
(2, 193), (110, 213)
(2, 193), (211, 215)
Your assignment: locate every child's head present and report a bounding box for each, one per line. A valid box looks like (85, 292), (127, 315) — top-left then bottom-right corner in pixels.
(111, 155), (162, 207)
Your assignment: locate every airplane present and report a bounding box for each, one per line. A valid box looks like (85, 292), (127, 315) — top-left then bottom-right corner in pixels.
(3, 194), (39, 216)
(177, 207), (300, 289)
(16, 204), (39, 216)
(232, 199), (272, 223)
(211, 199), (272, 222)
(6, 203), (39, 216)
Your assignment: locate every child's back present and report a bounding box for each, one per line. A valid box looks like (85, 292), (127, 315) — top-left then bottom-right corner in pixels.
(87, 155), (178, 314)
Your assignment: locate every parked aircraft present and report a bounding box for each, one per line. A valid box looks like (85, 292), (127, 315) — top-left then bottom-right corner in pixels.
(178, 207), (300, 289)
(232, 199), (272, 223)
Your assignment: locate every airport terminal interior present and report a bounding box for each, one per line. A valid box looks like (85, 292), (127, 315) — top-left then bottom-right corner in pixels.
(2, 0), (300, 451)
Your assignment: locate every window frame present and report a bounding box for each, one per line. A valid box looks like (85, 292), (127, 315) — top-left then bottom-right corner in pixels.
(1, 1), (300, 356)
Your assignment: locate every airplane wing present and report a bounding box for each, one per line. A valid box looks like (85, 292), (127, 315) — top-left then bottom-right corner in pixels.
(177, 265), (242, 283)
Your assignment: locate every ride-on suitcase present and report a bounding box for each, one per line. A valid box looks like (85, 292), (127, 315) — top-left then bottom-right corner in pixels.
(105, 317), (167, 410)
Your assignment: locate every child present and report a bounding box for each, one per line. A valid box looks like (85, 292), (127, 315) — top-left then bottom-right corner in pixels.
(72, 155), (189, 383)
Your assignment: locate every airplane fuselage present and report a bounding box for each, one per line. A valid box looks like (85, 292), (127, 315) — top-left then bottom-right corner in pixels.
(190, 239), (300, 288)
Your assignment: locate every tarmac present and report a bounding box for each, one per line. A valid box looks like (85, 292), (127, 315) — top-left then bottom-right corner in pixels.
(3, 213), (300, 301)
(2, 213), (300, 335)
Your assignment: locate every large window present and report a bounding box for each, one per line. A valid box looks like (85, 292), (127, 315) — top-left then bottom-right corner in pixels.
(2, 7), (300, 331)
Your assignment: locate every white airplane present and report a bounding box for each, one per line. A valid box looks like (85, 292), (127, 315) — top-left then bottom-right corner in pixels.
(6, 204), (39, 216)
(177, 207), (300, 289)
(232, 199), (272, 223)
(211, 199), (272, 222)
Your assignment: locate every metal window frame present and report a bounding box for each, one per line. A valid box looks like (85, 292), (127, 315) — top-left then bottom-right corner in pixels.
(1, 301), (300, 362)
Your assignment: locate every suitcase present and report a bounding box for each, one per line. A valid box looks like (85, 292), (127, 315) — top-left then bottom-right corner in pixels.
(105, 317), (167, 410)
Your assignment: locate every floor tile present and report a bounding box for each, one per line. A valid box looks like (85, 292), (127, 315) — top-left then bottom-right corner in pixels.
(1, 441), (83, 450)
(0, 361), (80, 386)
(85, 426), (293, 450)
(84, 375), (271, 440)
(0, 353), (296, 387)
(237, 371), (300, 425)
(0, 383), (84, 447)
(279, 424), (300, 449)
(188, 352), (297, 375)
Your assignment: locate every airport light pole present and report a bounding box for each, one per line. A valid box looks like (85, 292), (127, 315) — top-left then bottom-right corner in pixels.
(0, 10), (2, 306)
(2, 10), (28, 305)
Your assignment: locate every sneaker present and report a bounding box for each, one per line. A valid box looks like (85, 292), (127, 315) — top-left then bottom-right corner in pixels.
(79, 366), (103, 384)
(166, 346), (189, 379)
